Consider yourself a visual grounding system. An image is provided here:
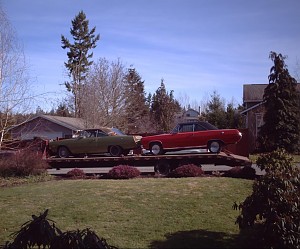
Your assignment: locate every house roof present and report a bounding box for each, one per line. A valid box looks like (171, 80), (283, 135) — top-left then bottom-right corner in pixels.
(40, 115), (86, 130)
(240, 101), (265, 115)
(9, 114), (86, 131)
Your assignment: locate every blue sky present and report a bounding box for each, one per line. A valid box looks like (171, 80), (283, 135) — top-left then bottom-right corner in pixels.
(2, 0), (300, 111)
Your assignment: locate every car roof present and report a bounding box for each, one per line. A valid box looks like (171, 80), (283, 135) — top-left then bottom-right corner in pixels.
(77, 127), (113, 134)
(177, 121), (210, 126)
(176, 121), (218, 130)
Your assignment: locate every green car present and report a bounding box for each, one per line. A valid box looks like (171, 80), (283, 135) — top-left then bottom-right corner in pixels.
(48, 128), (142, 158)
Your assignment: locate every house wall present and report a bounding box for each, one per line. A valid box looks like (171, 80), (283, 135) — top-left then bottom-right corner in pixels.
(245, 104), (265, 153)
(11, 117), (74, 140)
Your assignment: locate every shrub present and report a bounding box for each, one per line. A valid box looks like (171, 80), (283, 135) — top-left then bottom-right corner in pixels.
(66, 168), (86, 179)
(234, 149), (300, 249)
(224, 166), (256, 179)
(168, 164), (204, 178)
(0, 150), (48, 177)
(107, 165), (140, 179)
(1, 209), (116, 249)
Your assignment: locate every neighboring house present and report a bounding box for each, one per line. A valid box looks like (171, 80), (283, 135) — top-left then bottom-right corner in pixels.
(9, 114), (87, 140)
(176, 108), (200, 123)
(241, 83), (300, 153)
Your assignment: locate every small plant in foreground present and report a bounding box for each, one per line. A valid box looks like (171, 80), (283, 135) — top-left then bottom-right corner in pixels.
(107, 165), (140, 179)
(1, 209), (117, 249)
(66, 168), (86, 179)
(233, 149), (300, 249)
(168, 164), (204, 178)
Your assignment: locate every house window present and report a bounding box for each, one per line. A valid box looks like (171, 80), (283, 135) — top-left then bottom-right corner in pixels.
(255, 113), (264, 137)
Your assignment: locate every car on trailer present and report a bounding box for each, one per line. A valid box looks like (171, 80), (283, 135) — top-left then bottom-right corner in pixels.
(48, 128), (142, 158)
(141, 121), (242, 155)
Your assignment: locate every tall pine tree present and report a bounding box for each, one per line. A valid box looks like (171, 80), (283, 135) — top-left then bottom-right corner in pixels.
(150, 80), (181, 132)
(258, 51), (300, 153)
(202, 90), (227, 128)
(61, 11), (100, 118)
(123, 68), (149, 133)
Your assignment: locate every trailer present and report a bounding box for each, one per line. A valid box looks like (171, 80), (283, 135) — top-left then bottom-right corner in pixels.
(45, 151), (252, 175)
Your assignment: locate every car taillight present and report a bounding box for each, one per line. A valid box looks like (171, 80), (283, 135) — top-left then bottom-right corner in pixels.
(133, 135), (142, 143)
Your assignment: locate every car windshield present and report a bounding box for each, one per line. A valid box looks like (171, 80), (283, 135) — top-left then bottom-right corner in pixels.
(111, 128), (125, 135)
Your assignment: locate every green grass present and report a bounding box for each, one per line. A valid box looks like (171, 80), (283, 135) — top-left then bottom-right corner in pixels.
(0, 177), (253, 248)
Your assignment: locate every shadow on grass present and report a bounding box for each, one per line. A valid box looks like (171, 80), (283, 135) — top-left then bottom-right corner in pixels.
(149, 229), (261, 249)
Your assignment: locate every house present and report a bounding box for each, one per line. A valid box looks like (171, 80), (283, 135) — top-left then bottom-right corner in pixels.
(241, 83), (300, 153)
(9, 114), (87, 140)
(176, 107), (200, 123)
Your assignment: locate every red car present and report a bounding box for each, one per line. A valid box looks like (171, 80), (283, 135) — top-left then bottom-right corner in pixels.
(141, 122), (242, 155)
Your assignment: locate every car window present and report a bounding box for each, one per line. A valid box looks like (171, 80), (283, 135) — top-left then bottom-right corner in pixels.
(96, 131), (107, 137)
(111, 128), (125, 135)
(199, 122), (218, 130)
(194, 123), (207, 131)
(79, 130), (90, 138)
(179, 124), (194, 133)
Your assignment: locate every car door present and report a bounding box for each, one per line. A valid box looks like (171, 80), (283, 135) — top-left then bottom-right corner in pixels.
(71, 130), (100, 154)
(169, 123), (196, 149)
(192, 123), (213, 147)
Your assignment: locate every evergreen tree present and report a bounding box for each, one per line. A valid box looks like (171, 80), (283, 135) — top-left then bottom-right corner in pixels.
(225, 103), (244, 128)
(61, 11), (100, 118)
(123, 68), (149, 133)
(258, 51), (300, 153)
(202, 91), (227, 128)
(56, 103), (72, 117)
(150, 79), (181, 132)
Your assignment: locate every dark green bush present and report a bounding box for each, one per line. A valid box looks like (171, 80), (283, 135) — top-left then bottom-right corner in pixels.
(107, 165), (140, 179)
(224, 166), (256, 179)
(234, 149), (300, 249)
(66, 168), (86, 179)
(1, 209), (117, 249)
(50, 228), (114, 249)
(0, 150), (48, 177)
(168, 164), (204, 178)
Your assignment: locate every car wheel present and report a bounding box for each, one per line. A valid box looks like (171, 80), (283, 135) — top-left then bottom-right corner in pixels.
(155, 160), (170, 175)
(58, 146), (71, 158)
(109, 145), (123, 157)
(150, 143), (164, 155)
(208, 141), (222, 153)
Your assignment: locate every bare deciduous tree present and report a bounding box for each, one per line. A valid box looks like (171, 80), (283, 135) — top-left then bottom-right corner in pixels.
(81, 58), (126, 128)
(0, 7), (33, 148)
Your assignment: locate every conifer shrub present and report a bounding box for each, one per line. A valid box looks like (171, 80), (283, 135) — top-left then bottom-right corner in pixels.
(234, 149), (300, 249)
(0, 150), (48, 177)
(107, 165), (140, 179)
(66, 168), (86, 179)
(224, 166), (256, 179)
(168, 164), (204, 178)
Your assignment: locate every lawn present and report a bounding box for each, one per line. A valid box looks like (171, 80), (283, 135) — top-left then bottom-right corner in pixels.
(0, 176), (253, 248)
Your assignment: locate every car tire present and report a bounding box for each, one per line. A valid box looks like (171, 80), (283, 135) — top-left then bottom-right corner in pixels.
(155, 160), (170, 175)
(58, 146), (71, 158)
(150, 143), (164, 155)
(109, 145), (123, 157)
(208, 141), (222, 153)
